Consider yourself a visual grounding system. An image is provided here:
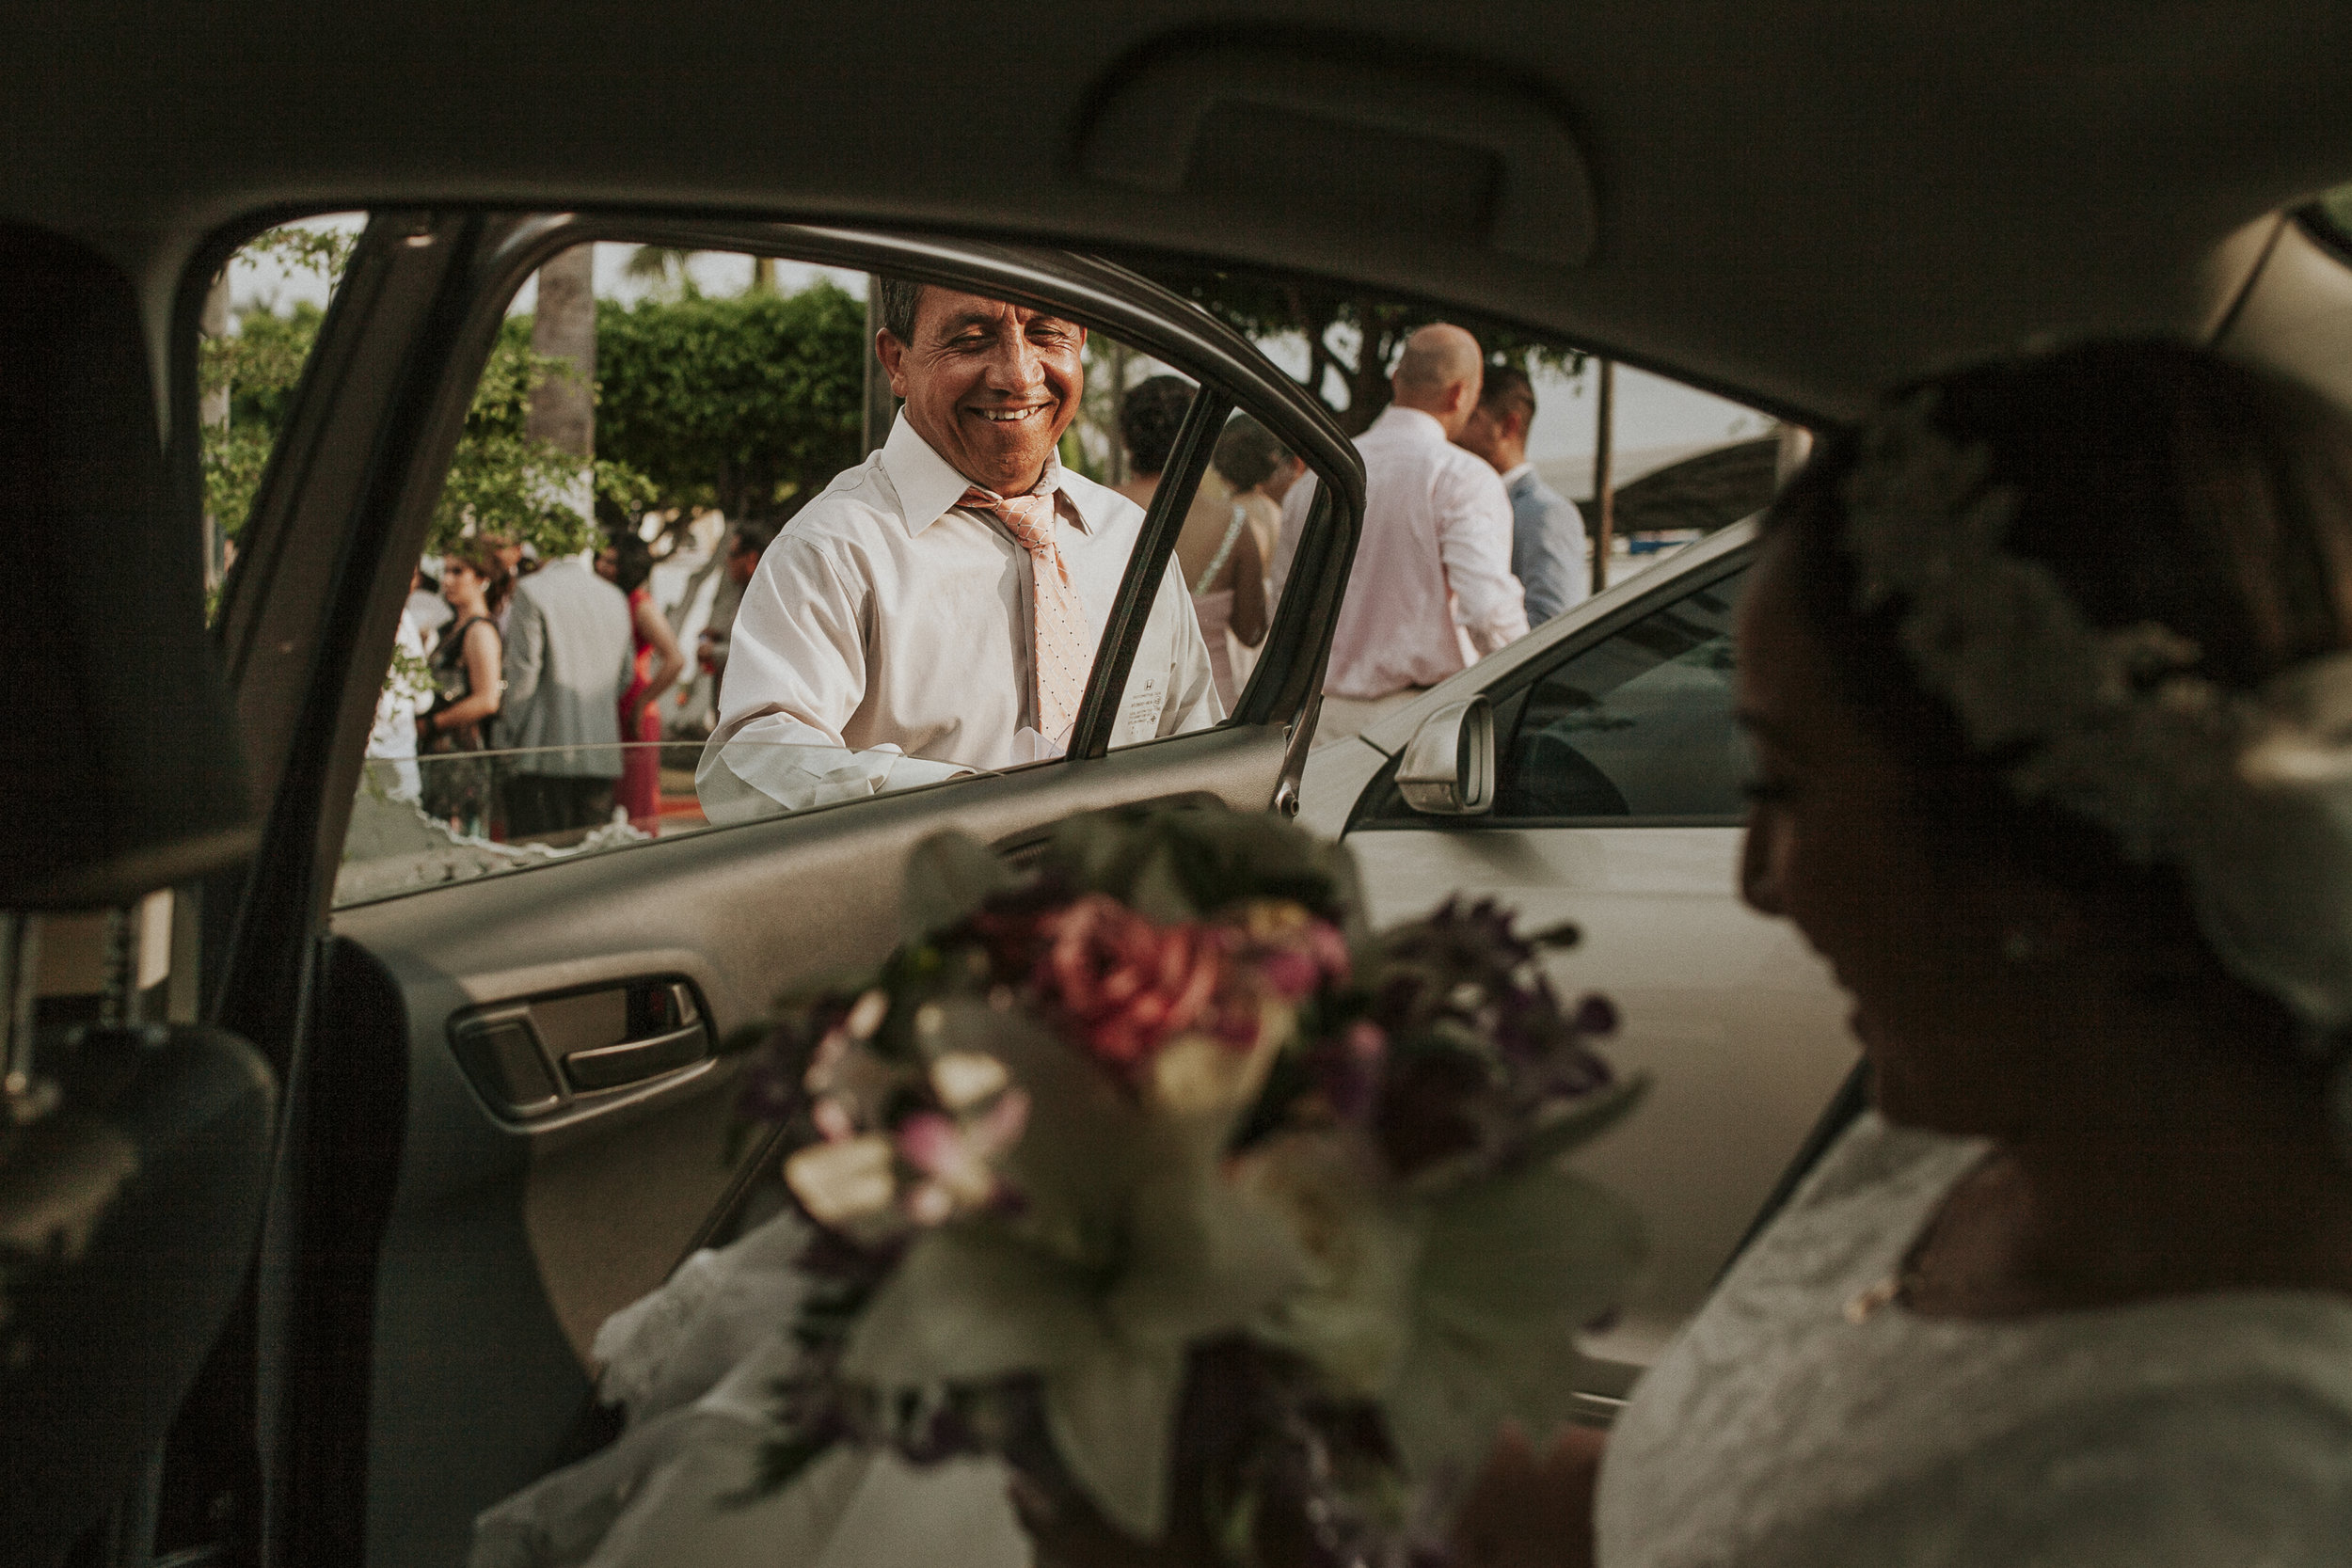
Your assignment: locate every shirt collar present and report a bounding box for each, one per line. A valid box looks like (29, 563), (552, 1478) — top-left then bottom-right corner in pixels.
(1501, 461), (1535, 486)
(1371, 404), (1448, 443)
(880, 413), (1100, 536)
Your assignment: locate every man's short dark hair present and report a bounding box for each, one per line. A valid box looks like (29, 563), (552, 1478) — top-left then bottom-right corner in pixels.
(1212, 416), (1288, 494)
(1119, 375), (1197, 478)
(1481, 364), (1537, 426)
(876, 277), (925, 344)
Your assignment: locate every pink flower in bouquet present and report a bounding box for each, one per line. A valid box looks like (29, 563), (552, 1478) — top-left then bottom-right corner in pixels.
(894, 1086), (1030, 1225)
(1033, 895), (1235, 1074)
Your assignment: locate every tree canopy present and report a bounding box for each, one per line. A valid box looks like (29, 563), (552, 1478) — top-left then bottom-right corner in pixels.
(584, 282), (866, 523)
(1139, 261), (1589, 434)
(201, 230), (1585, 565)
(201, 227), (646, 560)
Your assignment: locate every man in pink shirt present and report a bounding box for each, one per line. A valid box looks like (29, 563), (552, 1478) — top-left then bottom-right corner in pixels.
(1273, 324), (1529, 742)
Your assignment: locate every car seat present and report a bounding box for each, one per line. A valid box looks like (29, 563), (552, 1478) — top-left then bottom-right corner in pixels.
(0, 223), (274, 1568)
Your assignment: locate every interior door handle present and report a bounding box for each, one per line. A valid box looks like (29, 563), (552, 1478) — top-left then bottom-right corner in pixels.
(560, 1020), (711, 1092)
(449, 977), (713, 1117)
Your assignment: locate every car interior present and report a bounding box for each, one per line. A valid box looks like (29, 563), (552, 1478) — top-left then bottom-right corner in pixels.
(6, 6), (2352, 1565)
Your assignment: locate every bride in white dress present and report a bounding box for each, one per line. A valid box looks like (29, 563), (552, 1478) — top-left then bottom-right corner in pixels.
(1442, 341), (2352, 1568)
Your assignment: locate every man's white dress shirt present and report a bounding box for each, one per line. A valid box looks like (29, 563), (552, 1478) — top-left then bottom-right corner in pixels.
(1269, 404), (1528, 701)
(699, 415), (1222, 819)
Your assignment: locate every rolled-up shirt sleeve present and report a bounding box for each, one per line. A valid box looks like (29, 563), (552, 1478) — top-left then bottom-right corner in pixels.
(698, 534), (961, 818)
(1437, 462), (1531, 655)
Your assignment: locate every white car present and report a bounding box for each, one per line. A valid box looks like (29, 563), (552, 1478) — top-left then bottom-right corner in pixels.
(1299, 521), (1855, 1407)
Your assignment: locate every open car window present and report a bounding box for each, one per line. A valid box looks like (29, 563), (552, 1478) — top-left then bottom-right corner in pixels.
(199, 221), (1353, 909)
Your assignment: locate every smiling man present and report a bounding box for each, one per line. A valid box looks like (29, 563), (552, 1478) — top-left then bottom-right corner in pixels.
(698, 280), (1221, 819)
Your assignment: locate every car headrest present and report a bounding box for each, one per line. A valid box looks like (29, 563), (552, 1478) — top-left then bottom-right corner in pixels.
(0, 225), (257, 908)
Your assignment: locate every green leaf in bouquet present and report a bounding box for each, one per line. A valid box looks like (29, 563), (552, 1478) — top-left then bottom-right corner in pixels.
(841, 1223), (1103, 1389)
(1415, 1164), (1643, 1344)
(898, 830), (1015, 944)
(1104, 1153), (1307, 1351)
(1383, 1164), (1645, 1483)
(1123, 844), (1207, 927)
(1044, 1336), (1190, 1541)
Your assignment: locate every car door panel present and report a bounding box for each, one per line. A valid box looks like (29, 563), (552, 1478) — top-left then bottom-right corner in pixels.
(212, 204), (1359, 1567)
(335, 721), (1293, 1563)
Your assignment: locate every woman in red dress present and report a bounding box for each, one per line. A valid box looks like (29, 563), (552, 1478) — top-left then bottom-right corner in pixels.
(596, 532), (686, 831)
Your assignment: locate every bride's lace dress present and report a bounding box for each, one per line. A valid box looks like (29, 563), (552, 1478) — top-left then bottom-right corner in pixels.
(469, 1209), (1032, 1568)
(1598, 1113), (2352, 1567)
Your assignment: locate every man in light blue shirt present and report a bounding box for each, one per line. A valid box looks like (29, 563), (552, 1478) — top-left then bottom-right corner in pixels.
(1456, 365), (1591, 624)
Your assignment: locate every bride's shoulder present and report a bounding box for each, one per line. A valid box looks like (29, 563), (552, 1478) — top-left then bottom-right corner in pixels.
(1783, 1109), (1989, 1219)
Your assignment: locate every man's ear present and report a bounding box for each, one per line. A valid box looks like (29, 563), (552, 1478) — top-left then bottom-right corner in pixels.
(876, 330), (909, 398)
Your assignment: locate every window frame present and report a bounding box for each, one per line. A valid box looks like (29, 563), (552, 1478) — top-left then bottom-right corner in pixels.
(216, 211), (1366, 914)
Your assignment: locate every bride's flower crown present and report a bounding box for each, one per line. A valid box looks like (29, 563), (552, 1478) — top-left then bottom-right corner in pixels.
(1839, 392), (2352, 1046)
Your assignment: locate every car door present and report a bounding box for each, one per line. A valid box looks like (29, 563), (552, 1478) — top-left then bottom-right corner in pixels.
(1299, 521), (1853, 1412)
(194, 211), (1361, 1568)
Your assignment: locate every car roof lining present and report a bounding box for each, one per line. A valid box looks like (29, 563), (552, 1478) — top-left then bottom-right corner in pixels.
(8, 4), (2352, 420)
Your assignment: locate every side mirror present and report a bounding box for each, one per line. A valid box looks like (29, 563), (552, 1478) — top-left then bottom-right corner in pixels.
(1395, 696), (1496, 816)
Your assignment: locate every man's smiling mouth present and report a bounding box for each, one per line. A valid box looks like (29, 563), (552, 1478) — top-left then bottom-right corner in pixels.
(971, 404), (1047, 423)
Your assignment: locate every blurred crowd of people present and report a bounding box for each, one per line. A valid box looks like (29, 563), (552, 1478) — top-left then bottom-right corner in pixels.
(366, 516), (778, 843)
(1119, 325), (1592, 746)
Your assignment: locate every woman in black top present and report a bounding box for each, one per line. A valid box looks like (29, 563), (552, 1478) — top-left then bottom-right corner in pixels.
(420, 541), (509, 832)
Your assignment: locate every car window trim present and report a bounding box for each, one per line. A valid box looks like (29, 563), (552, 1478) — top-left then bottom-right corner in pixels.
(1073, 381), (1231, 757)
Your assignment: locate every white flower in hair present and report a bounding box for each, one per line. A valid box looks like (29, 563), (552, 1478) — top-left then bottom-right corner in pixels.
(1838, 392), (2352, 1034)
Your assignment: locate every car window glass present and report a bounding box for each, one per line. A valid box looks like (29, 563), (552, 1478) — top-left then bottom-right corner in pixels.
(1096, 373), (1306, 744)
(333, 240), (1311, 907)
(1490, 565), (1750, 821)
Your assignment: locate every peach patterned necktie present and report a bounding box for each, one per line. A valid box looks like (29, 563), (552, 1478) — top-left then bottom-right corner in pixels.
(959, 483), (1092, 741)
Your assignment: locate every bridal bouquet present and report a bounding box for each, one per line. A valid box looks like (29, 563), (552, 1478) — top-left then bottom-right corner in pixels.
(732, 806), (1645, 1566)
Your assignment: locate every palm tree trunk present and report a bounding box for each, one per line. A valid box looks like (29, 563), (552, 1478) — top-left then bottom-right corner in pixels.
(528, 244), (597, 460)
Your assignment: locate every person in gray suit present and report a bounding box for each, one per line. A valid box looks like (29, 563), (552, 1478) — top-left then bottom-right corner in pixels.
(498, 547), (636, 836)
(1456, 364), (1592, 624)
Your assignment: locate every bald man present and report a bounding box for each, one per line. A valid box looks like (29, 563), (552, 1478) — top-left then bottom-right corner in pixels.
(1272, 324), (1529, 742)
